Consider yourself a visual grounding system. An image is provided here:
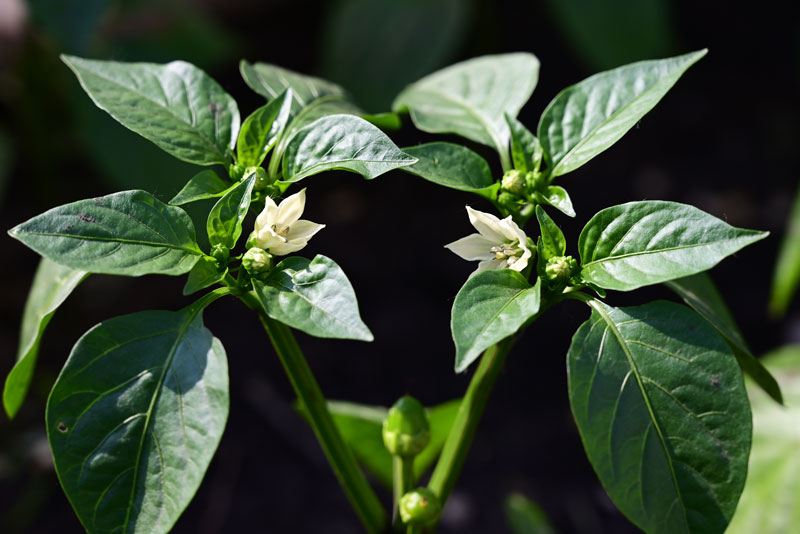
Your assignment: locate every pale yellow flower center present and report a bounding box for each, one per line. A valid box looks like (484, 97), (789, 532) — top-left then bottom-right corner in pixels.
(271, 223), (291, 241)
(490, 241), (524, 264)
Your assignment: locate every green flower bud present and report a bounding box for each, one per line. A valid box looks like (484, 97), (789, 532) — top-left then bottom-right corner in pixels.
(525, 170), (547, 192)
(211, 243), (230, 263)
(497, 191), (519, 210)
(399, 487), (441, 526)
(229, 163), (245, 181)
(247, 166), (271, 190)
(545, 255), (578, 285)
(245, 230), (259, 250)
(242, 247), (273, 275)
(382, 396), (430, 457)
(501, 169), (525, 195)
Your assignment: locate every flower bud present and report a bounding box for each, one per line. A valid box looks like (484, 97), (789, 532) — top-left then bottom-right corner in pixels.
(525, 170), (547, 192)
(382, 396), (430, 457)
(247, 166), (271, 190)
(242, 247), (273, 275)
(399, 488), (441, 526)
(545, 255), (578, 285)
(501, 170), (525, 195)
(245, 230), (259, 250)
(497, 191), (519, 210)
(211, 243), (230, 263)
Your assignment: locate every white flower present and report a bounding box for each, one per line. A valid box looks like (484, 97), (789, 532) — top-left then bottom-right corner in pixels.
(445, 206), (532, 275)
(253, 188), (325, 256)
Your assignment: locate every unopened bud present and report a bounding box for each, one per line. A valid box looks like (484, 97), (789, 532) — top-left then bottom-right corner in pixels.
(245, 230), (259, 250)
(247, 166), (271, 190)
(382, 396), (430, 457)
(211, 244), (230, 263)
(545, 255), (578, 284)
(242, 247), (273, 275)
(525, 170), (547, 192)
(399, 488), (441, 526)
(501, 170), (525, 195)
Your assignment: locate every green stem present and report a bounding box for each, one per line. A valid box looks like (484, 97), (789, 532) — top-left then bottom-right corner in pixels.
(427, 336), (515, 502)
(392, 455), (414, 525)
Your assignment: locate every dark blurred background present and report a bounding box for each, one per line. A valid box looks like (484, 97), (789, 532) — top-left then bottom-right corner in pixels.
(0, 0), (798, 532)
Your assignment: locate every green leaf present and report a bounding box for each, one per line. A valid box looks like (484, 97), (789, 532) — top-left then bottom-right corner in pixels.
(393, 53), (540, 169)
(252, 254), (373, 341)
(3, 258), (87, 419)
(726, 345), (800, 534)
(304, 399), (460, 488)
(538, 50), (706, 178)
(169, 170), (232, 206)
(452, 271), (541, 373)
(568, 300), (751, 534)
(504, 493), (555, 534)
(239, 60), (345, 114)
(182, 256), (226, 296)
(666, 273), (782, 404)
(282, 115), (417, 182)
(578, 200), (768, 291)
(769, 184), (800, 317)
(539, 185), (575, 218)
(236, 89), (293, 168)
(535, 205), (566, 259)
(401, 142), (495, 195)
(505, 113), (542, 173)
(62, 55), (240, 166)
(361, 112), (402, 130)
(47, 297), (229, 534)
(206, 174), (256, 250)
(9, 190), (202, 276)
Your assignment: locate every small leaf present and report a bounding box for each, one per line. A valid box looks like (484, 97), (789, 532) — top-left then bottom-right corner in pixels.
(504, 493), (555, 534)
(3, 258), (87, 418)
(568, 300), (751, 534)
(47, 299), (229, 534)
(393, 53), (540, 169)
(361, 112), (402, 130)
(579, 200), (768, 291)
(9, 190), (202, 276)
(769, 184), (800, 317)
(505, 113), (542, 173)
(183, 256), (226, 296)
(240, 60), (346, 114)
(539, 50), (706, 178)
(401, 142), (495, 193)
(282, 114), (416, 182)
(207, 174), (256, 250)
(539, 185), (575, 217)
(63, 55), (240, 166)
(169, 170), (232, 206)
(666, 273), (782, 404)
(236, 89), (293, 168)
(535, 205), (566, 259)
(452, 271), (541, 372)
(252, 255), (373, 341)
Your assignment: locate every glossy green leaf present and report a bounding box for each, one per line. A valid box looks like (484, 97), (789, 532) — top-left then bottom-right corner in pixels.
(169, 170), (232, 206)
(3, 259), (87, 418)
(535, 205), (566, 259)
(452, 271), (541, 372)
(393, 53), (540, 169)
(236, 89), (293, 168)
(726, 345), (800, 534)
(304, 399), (460, 488)
(207, 174), (255, 250)
(361, 112), (402, 130)
(504, 493), (555, 534)
(182, 256), (226, 296)
(769, 184), (800, 317)
(401, 142), (495, 194)
(539, 50), (706, 178)
(9, 190), (202, 276)
(63, 55), (240, 166)
(579, 201), (768, 291)
(282, 114), (416, 182)
(666, 273), (782, 404)
(539, 185), (575, 218)
(505, 113), (542, 173)
(568, 300), (751, 534)
(252, 254), (373, 341)
(240, 60), (345, 114)
(47, 298), (229, 534)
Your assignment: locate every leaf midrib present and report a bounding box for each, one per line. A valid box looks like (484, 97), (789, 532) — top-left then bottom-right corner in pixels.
(16, 230), (202, 255)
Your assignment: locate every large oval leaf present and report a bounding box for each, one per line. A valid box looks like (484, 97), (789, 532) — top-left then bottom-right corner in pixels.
(46, 299), (229, 534)
(282, 114), (416, 182)
(4, 258), (87, 418)
(578, 200), (768, 291)
(63, 55), (240, 166)
(252, 254), (373, 341)
(452, 271), (541, 373)
(568, 300), (751, 534)
(401, 142), (495, 193)
(392, 53), (540, 169)
(240, 60), (346, 114)
(9, 190), (202, 276)
(538, 50), (705, 178)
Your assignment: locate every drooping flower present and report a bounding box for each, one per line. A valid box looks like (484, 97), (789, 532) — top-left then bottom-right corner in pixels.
(253, 188), (325, 256)
(445, 206), (532, 275)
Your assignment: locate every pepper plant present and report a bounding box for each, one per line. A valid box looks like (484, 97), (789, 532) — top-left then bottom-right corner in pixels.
(5, 49), (782, 534)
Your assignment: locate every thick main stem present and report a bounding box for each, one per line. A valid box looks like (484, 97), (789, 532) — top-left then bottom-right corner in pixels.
(257, 313), (388, 533)
(427, 336), (515, 502)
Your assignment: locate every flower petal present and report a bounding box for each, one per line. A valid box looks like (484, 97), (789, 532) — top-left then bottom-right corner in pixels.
(496, 214), (527, 243)
(473, 258), (502, 276)
(509, 246), (532, 272)
(286, 219), (325, 242)
(277, 188), (306, 226)
(255, 194), (280, 231)
(268, 240), (310, 256)
(466, 206), (506, 243)
(445, 233), (496, 261)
